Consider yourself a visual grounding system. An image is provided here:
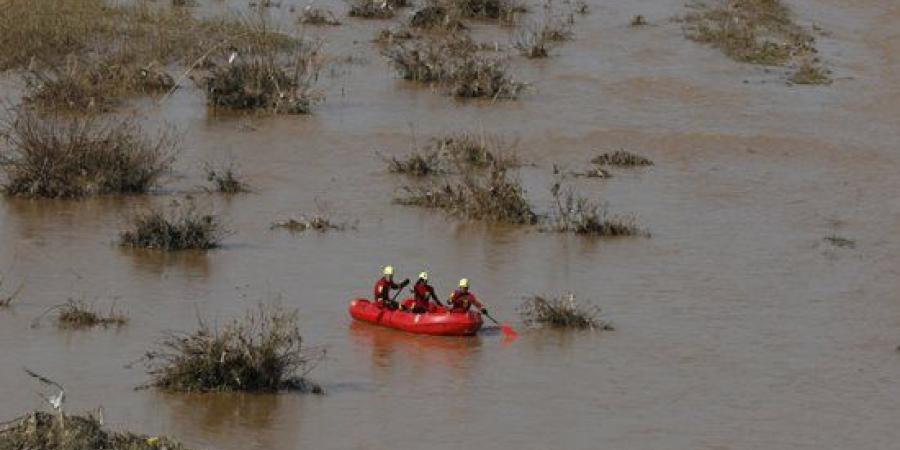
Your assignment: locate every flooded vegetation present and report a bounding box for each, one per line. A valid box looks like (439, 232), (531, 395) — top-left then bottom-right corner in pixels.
(519, 294), (612, 330)
(682, 0), (829, 83)
(271, 213), (351, 233)
(0, 411), (193, 450)
(591, 150), (654, 167)
(0, 111), (176, 198)
(141, 305), (324, 393)
(548, 184), (647, 237)
(299, 7), (342, 26)
(205, 162), (250, 194)
(120, 205), (224, 250)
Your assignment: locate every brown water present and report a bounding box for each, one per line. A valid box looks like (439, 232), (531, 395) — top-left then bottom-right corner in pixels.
(2, 0), (900, 449)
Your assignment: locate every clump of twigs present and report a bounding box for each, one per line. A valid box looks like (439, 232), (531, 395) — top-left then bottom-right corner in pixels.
(396, 164), (537, 224)
(0, 277), (24, 307)
(682, 0), (824, 77)
(409, 3), (466, 30)
(205, 162), (250, 193)
(514, 25), (552, 58)
(382, 131), (518, 176)
(591, 150), (654, 166)
(0, 410), (193, 450)
(271, 214), (352, 233)
(519, 294), (612, 330)
(453, 0), (528, 21)
(824, 235), (855, 249)
(55, 299), (128, 328)
(120, 203), (224, 250)
(547, 184), (648, 236)
(140, 304), (324, 393)
(0, 109), (176, 198)
(203, 43), (323, 114)
(383, 149), (443, 176)
(299, 7), (342, 25)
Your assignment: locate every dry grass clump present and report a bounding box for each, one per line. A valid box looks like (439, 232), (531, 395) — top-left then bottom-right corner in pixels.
(383, 149), (443, 176)
(396, 164), (537, 224)
(55, 299), (128, 329)
(299, 7), (342, 26)
(120, 204), (224, 250)
(519, 294), (612, 330)
(548, 184), (647, 236)
(141, 305), (324, 393)
(24, 59), (174, 112)
(383, 131), (518, 176)
(0, 411), (193, 450)
(385, 35), (526, 99)
(789, 59), (831, 85)
(453, 0), (528, 21)
(682, 0), (820, 68)
(0, 110), (176, 198)
(205, 162), (250, 193)
(203, 43), (324, 114)
(591, 150), (654, 166)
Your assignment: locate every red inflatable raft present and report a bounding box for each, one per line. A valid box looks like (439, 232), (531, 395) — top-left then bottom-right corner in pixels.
(348, 299), (483, 336)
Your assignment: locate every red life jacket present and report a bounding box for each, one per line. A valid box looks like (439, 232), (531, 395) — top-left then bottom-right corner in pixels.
(373, 277), (396, 302)
(413, 281), (435, 310)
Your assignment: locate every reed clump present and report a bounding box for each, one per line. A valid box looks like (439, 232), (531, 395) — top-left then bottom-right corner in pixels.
(120, 204), (224, 250)
(0, 110), (176, 198)
(0, 411), (193, 450)
(396, 164), (537, 224)
(141, 305), (324, 393)
(205, 162), (250, 193)
(682, 0), (823, 73)
(519, 294), (612, 330)
(591, 150), (654, 166)
(55, 299), (128, 329)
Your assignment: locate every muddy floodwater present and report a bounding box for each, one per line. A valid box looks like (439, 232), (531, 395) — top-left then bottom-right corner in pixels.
(2, 0), (900, 449)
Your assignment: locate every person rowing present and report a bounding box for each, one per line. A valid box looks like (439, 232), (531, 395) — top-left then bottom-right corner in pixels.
(373, 266), (408, 310)
(447, 278), (487, 315)
(410, 272), (443, 313)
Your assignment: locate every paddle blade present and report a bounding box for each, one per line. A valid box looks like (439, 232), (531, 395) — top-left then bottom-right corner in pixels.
(499, 323), (518, 339)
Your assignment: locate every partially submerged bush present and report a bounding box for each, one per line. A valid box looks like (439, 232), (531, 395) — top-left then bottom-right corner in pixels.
(824, 235), (855, 249)
(374, 26), (416, 44)
(591, 150), (653, 166)
(347, 0), (397, 19)
(204, 43), (323, 114)
(409, 3), (466, 30)
(396, 164), (537, 224)
(0, 277), (24, 307)
(120, 204), (224, 250)
(682, 0), (820, 68)
(271, 214), (351, 233)
(141, 305), (324, 393)
(299, 7), (342, 26)
(0, 411), (193, 450)
(514, 26), (552, 58)
(790, 59), (831, 85)
(384, 36), (525, 99)
(630, 14), (649, 27)
(548, 184), (647, 236)
(382, 149), (443, 176)
(519, 294), (612, 330)
(0, 110), (176, 198)
(205, 162), (250, 193)
(453, 0), (527, 21)
(382, 131), (517, 176)
(55, 299), (128, 328)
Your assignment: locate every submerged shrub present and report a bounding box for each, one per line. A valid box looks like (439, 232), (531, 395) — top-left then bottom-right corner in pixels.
(120, 204), (224, 250)
(55, 299), (128, 328)
(519, 294), (612, 330)
(347, 0), (398, 19)
(453, 0), (527, 21)
(141, 304), (324, 393)
(0, 277), (24, 308)
(382, 131), (517, 176)
(382, 149), (443, 176)
(396, 164), (537, 224)
(514, 26), (552, 58)
(591, 150), (653, 166)
(790, 59), (831, 85)
(547, 184), (647, 237)
(271, 214), (351, 233)
(204, 43), (323, 114)
(0, 110), (176, 198)
(205, 162), (250, 193)
(0, 411), (194, 450)
(299, 7), (342, 25)
(409, 3), (466, 30)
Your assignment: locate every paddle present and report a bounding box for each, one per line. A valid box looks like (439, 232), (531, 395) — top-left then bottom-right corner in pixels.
(482, 310), (518, 338)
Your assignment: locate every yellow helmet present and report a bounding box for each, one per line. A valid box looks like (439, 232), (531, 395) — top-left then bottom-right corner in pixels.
(383, 266), (394, 276)
(458, 278), (469, 288)
(419, 272), (428, 281)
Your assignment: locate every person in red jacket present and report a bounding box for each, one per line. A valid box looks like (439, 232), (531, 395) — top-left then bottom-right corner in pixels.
(448, 278), (487, 314)
(410, 272), (443, 313)
(373, 266), (408, 309)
